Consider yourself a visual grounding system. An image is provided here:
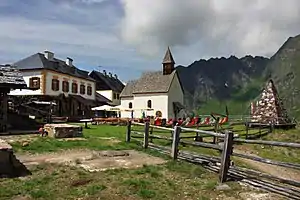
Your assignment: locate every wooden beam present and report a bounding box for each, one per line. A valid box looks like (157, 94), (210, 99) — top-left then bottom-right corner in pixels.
(219, 130), (234, 183)
(143, 121), (150, 149)
(171, 126), (181, 159)
(234, 138), (300, 148)
(126, 120), (131, 142)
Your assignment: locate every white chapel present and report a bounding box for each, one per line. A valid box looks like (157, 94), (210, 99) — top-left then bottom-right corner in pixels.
(120, 47), (184, 120)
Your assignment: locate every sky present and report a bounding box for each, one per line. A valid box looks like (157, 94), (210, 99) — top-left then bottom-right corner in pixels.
(0, 0), (300, 82)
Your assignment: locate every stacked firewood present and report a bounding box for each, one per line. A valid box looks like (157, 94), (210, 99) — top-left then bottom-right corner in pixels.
(251, 80), (291, 124)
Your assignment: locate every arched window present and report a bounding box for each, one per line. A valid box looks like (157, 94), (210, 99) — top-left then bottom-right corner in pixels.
(129, 102), (133, 109)
(147, 100), (152, 108)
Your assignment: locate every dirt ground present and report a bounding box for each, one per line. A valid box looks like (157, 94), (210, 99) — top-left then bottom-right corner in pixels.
(234, 148), (300, 182)
(16, 149), (167, 172)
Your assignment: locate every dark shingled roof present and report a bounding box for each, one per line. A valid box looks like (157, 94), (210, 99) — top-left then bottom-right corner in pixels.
(120, 70), (177, 97)
(89, 70), (124, 93)
(13, 53), (95, 82)
(0, 65), (27, 89)
(162, 46), (175, 64)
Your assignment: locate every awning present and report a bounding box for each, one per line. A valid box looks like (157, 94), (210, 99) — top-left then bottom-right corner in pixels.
(92, 105), (114, 111)
(70, 94), (96, 106)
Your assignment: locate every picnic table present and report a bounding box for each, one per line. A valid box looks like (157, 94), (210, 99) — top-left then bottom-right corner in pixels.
(80, 118), (93, 128)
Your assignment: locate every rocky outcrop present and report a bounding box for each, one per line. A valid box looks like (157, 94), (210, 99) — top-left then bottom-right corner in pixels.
(44, 124), (83, 138)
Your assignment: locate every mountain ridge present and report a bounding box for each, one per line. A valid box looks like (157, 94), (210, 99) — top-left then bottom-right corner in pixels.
(176, 33), (300, 118)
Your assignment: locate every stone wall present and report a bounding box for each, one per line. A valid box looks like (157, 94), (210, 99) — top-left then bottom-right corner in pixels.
(251, 80), (291, 124)
(44, 124), (83, 138)
(0, 139), (30, 178)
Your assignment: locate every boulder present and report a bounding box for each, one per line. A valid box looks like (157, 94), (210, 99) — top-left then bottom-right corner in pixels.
(44, 124), (83, 138)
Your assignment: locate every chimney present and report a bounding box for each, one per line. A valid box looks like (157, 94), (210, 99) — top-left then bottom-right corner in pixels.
(103, 70), (107, 76)
(114, 74), (118, 79)
(108, 72), (113, 78)
(44, 50), (54, 60)
(66, 57), (73, 66)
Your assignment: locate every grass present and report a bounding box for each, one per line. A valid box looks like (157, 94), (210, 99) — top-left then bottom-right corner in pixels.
(11, 125), (135, 154)
(0, 161), (246, 200)
(1, 123), (298, 199)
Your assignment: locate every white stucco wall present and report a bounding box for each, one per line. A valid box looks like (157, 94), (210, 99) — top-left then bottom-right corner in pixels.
(98, 90), (121, 105)
(120, 94), (168, 118)
(134, 93), (168, 118)
(120, 97), (134, 118)
(45, 70), (96, 100)
(167, 74), (184, 119)
(9, 70), (43, 96)
(98, 90), (112, 101)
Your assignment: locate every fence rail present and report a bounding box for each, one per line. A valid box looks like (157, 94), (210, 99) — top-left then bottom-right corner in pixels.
(126, 120), (300, 199)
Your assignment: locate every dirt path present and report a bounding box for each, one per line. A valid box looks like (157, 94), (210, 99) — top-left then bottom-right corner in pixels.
(16, 149), (167, 172)
(234, 149), (300, 182)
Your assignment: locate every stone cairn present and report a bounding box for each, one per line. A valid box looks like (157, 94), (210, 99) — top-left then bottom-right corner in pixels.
(250, 80), (291, 124)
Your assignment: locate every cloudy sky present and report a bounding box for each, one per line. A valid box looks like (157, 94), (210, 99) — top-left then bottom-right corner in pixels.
(1, 0), (300, 81)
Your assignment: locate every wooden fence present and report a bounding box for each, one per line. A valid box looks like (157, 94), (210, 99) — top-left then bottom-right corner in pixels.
(126, 121), (300, 200)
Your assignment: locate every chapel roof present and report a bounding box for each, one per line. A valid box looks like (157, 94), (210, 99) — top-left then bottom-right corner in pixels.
(120, 70), (177, 97)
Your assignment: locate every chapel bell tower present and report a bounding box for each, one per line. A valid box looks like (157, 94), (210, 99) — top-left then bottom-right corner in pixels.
(162, 46), (175, 75)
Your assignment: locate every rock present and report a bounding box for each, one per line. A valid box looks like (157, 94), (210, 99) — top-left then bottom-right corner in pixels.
(215, 183), (231, 191)
(44, 124), (83, 138)
(22, 142), (30, 147)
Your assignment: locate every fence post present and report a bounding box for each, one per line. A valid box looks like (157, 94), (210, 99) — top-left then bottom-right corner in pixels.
(126, 120), (131, 142)
(245, 122), (249, 139)
(219, 130), (234, 183)
(143, 121), (150, 149)
(149, 127), (153, 143)
(171, 126), (181, 159)
(213, 117), (219, 144)
(269, 123), (274, 133)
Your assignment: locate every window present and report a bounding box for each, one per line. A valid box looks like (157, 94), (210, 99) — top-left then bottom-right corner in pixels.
(80, 84), (85, 94)
(129, 102), (133, 109)
(29, 77), (40, 89)
(62, 81), (69, 92)
(52, 79), (59, 91)
(116, 94), (120, 99)
(113, 93), (117, 99)
(72, 83), (78, 93)
(87, 86), (92, 96)
(147, 100), (152, 108)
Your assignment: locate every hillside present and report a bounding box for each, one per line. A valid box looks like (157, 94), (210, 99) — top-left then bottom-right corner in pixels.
(265, 34), (300, 118)
(177, 33), (300, 118)
(177, 55), (269, 115)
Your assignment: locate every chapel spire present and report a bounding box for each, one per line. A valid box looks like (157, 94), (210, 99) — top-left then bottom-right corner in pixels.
(162, 46), (175, 75)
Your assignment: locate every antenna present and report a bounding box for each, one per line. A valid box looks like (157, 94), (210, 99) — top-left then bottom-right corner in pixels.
(97, 66), (103, 71)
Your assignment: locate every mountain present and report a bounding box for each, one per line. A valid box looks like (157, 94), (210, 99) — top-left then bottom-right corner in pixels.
(264, 34), (300, 118)
(177, 33), (300, 118)
(177, 55), (269, 114)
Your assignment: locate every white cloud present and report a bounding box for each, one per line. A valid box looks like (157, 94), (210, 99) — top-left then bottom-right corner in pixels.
(1, 0), (300, 81)
(120, 0), (300, 59)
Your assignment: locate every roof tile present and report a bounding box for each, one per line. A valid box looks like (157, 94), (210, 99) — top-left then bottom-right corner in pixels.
(120, 70), (176, 97)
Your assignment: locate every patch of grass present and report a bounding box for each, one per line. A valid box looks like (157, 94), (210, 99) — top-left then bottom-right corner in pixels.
(10, 125), (137, 153)
(0, 161), (248, 200)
